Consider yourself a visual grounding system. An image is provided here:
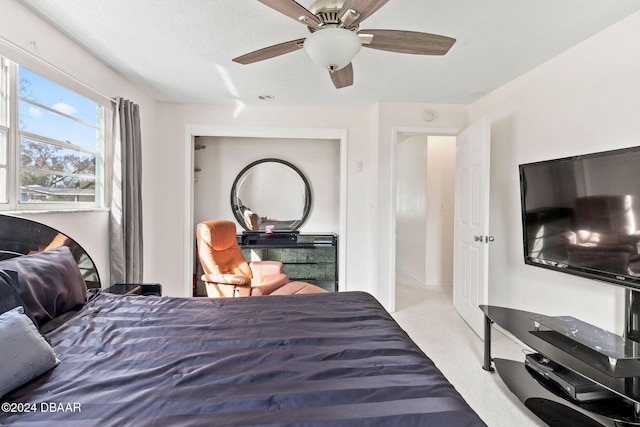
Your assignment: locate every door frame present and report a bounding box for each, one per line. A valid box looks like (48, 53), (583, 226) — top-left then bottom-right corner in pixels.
(183, 125), (349, 298)
(389, 126), (461, 312)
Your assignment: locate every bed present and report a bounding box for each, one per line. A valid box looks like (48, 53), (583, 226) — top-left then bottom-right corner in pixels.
(0, 217), (485, 426)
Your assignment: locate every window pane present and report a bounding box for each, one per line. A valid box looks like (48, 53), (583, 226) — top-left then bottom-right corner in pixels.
(21, 138), (96, 176)
(20, 172), (95, 203)
(19, 100), (100, 150)
(2, 59), (106, 210)
(18, 67), (99, 126)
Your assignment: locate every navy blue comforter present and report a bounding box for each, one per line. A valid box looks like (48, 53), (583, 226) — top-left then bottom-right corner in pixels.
(1, 291), (485, 426)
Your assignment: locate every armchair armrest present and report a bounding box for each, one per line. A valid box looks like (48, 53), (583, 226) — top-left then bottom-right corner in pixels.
(249, 261), (288, 296)
(250, 273), (289, 296)
(249, 261), (283, 277)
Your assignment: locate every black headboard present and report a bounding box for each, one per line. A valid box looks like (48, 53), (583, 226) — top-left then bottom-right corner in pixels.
(0, 214), (101, 288)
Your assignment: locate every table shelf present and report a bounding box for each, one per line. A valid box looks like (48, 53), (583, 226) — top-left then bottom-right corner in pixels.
(481, 304), (640, 426)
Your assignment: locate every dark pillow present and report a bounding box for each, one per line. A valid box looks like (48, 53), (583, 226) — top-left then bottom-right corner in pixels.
(0, 246), (87, 326)
(0, 270), (38, 327)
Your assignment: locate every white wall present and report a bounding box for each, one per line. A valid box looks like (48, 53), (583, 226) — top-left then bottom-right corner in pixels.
(149, 101), (468, 301)
(146, 102), (468, 303)
(395, 135), (428, 282)
(468, 10), (640, 333)
(425, 136), (456, 286)
(194, 136), (340, 232)
(0, 0), (156, 287)
(149, 103), (374, 297)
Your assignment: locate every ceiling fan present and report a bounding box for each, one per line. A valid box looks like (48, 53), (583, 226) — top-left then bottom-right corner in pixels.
(233, 0), (456, 89)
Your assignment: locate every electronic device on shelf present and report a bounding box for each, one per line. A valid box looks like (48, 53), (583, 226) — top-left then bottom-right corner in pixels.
(525, 353), (616, 402)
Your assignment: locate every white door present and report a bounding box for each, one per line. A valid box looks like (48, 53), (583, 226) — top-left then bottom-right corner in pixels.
(453, 117), (491, 338)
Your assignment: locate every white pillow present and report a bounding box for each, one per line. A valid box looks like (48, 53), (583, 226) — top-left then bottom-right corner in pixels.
(0, 306), (59, 397)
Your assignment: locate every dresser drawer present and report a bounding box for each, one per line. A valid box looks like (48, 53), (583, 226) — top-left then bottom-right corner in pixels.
(239, 233), (338, 292)
(282, 263), (336, 280)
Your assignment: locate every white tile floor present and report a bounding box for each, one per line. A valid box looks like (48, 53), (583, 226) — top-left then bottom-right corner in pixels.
(391, 271), (546, 426)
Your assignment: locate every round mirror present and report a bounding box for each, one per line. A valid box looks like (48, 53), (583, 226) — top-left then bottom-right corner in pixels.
(230, 158), (312, 231)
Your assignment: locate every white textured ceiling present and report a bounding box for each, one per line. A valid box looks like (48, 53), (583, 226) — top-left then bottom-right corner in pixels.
(19, 0), (640, 108)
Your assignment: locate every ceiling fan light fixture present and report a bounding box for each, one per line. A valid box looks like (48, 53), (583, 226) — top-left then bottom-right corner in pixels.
(303, 28), (362, 72)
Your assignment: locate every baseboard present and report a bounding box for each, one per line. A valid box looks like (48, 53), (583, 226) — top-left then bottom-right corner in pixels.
(396, 266), (452, 287)
(396, 266), (426, 285)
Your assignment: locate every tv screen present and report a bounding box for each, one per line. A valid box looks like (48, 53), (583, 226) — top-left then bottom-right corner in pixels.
(520, 146), (640, 290)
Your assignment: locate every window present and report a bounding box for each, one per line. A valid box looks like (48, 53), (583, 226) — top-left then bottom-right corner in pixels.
(0, 56), (107, 210)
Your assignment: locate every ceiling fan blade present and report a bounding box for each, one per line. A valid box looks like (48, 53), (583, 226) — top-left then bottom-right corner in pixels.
(330, 63), (354, 89)
(233, 38), (305, 64)
(258, 0), (322, 28)
(339, 0), (390, 27)
(359, 29), (456, 55)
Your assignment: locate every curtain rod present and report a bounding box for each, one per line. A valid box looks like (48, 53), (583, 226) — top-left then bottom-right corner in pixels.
(0, 35), (116, 104)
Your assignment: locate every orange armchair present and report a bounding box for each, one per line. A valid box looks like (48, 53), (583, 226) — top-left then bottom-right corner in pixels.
(196, 220), (290, 297)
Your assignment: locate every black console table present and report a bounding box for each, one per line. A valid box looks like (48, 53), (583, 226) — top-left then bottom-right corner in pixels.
(481, 303), (640, 426)
(238, 232), (338, 292)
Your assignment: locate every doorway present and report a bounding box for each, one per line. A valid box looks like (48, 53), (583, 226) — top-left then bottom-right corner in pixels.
(393, 131), (457, 309)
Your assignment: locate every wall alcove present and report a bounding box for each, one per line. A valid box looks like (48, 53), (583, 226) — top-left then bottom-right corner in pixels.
(191, 134), (341, 296)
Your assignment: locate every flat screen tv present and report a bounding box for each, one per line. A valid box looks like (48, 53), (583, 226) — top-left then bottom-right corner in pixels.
(520, 145), (640, 290)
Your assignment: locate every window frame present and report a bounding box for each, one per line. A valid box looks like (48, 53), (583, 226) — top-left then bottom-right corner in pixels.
(0, 57), (8, 205)
(0, 54), (112, 212)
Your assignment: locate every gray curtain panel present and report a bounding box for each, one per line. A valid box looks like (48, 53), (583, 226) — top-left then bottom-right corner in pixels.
(109, 98), (143, 285)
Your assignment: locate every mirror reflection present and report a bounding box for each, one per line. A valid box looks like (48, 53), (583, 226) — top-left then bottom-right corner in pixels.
(231, 159), (311, 231)
(0, 214), (101, 288)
